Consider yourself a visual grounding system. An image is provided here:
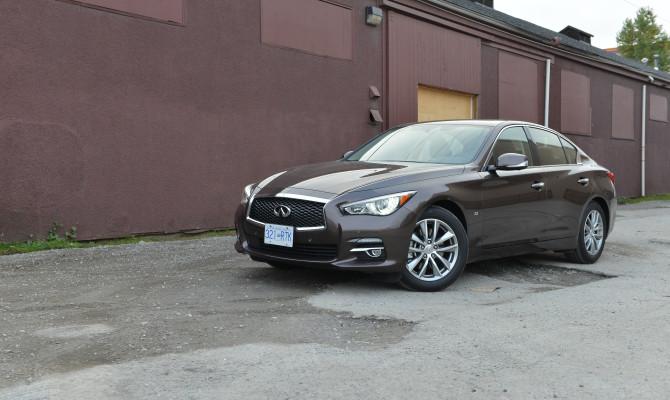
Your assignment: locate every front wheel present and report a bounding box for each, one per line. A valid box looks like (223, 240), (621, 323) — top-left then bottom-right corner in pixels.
(565, 202), (607, 264)
(399, 206), (468, 292)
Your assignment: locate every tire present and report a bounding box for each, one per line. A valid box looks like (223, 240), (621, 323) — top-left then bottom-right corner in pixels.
(399, 206), (468, 292)
(565, 202), (606, 264)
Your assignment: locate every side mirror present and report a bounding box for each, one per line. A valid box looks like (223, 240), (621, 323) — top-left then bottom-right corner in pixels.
(342, 150), (354, 159)
(490, 153), (528, 171)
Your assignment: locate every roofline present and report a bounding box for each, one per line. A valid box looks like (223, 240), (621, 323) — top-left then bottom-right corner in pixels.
(390, 0), (670, 86)
(560, 25), (594, 38)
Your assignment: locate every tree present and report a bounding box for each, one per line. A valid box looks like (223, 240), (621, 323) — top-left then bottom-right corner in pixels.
(616, 7), (670, 72)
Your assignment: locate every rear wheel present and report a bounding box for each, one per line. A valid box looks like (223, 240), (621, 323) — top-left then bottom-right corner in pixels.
(399, 206), (468, 292)
(565, 202), (606, 264)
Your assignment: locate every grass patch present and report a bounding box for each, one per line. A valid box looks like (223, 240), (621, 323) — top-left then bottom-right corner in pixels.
(0, 230), (235, 256)
(618, 193), (670, 205)
(0, 238), (91, 255)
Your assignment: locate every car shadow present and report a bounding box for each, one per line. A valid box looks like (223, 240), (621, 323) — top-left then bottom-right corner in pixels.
(244, 263), (400, 291)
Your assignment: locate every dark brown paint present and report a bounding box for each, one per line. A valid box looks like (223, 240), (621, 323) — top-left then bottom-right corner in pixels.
(261, 0), (354, 61)
(387, 10), (481, 127)
(612, 84), (635, 140)
(2, 0), (670, 243)
(498, 51), (541, 124)
(0, 0), (382, 242)
(235, 121), (616, 278)
(56, 0), (185, 25)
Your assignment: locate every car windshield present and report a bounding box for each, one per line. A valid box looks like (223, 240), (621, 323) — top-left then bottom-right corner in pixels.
(347, 124), (493, 164)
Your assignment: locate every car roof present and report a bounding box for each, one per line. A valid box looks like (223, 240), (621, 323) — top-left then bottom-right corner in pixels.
(409, 120), (536, 128)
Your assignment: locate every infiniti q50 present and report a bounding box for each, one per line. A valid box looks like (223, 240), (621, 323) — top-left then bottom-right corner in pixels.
(234, 120), (616, 291)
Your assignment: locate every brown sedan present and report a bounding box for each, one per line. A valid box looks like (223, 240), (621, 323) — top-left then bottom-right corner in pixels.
(234, 120), (616, 291)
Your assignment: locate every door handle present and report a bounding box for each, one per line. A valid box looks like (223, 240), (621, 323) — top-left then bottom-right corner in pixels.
(531, 181), (545, 191)
(578, 178), (590, 186)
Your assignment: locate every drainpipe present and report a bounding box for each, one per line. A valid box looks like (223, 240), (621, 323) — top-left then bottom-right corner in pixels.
(641, 84), (647, 197)
(544, 59), (551, 127)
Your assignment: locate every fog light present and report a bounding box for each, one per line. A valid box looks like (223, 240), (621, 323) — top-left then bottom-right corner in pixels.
(350, 238), (386, 261)
(366, 249), (383, 258)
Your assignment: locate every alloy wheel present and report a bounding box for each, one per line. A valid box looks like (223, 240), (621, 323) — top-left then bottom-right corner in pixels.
(584, 209), (604, 255)
(407, 218), (459, 281)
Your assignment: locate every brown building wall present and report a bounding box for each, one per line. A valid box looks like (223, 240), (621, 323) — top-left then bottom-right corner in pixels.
(0, 0), (383, 241)
(2, 0), (669, 242)
(551, 58), (644, 197)
(383, 3), (666, 198)
(645, 86), (670, 195)
(479, 45), (499, 119)
(387, 10), (481, 127)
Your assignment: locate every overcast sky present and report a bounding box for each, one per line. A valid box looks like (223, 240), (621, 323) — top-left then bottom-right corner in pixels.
(494, 0), (670, 49)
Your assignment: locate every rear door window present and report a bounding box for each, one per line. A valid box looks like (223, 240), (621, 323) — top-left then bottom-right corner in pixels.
(560, 138), (578, 164)
(528, 127), (568, 165)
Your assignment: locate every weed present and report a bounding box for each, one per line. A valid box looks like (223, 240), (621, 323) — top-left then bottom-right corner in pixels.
(618, 193), (670, 204)
(64, 226), (77, 240)
(46, 222), (77, 242)
(46, 221), (61, 241)
(0, 229), (235, 256)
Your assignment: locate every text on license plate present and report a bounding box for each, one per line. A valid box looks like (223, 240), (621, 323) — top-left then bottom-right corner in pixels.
(264, 224), (294, 247)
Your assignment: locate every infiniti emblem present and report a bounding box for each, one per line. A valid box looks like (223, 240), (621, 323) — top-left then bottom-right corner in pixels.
(273, 205), (291, 218)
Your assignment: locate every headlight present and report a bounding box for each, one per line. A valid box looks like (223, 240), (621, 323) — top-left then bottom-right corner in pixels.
(241, 183), (255, 204)
(340, 191), (416, 216)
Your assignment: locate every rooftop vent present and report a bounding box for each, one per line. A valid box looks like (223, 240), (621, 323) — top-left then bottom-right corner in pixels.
(559, 26), (593, 44)
(470, 0), (493, 8)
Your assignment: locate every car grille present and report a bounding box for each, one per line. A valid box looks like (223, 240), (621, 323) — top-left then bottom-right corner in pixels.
(249, 197), (326, 228)
(247, 235), (338, 261)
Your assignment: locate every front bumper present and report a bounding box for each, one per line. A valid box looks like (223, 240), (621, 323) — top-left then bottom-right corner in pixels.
(234, 201), (417, 273)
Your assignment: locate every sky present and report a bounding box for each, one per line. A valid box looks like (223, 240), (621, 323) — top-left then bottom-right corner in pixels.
(494, 0), (670, 49)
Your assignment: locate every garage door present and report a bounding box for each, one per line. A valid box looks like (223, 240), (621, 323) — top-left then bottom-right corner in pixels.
(418, 85), (477, 121)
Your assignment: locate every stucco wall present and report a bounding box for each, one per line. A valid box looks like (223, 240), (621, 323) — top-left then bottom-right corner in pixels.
(552, 58), (647, 198)
(0, 0), (383, 241)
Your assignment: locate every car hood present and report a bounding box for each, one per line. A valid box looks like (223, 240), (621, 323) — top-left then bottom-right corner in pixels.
(255, 161), (465, 201)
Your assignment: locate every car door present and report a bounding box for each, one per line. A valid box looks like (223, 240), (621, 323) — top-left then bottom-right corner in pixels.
(479, 125), (549, 247)
(527, 127), (594, 241)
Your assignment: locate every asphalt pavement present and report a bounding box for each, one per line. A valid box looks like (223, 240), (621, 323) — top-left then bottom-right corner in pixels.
(1, 202), (669, 399)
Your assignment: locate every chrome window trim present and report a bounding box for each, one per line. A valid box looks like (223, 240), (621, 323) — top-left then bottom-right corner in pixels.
(482, 124), (588, 172)
(526, 125), (586, 166)
(482, 124), (537, 172)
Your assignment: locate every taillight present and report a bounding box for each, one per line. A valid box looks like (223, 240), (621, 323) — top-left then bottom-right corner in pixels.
(607, 172), (615, 185)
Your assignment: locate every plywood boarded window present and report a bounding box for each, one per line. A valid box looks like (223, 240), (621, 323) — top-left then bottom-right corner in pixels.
(261, 0), (353, 61)
(498, 52), (540, 124)
(387, 11), (481, 126)
(417, 85), (477, 121)
(611, 84), (635, 140)
(58, 0), (185, 25)
(561, 70), (591, 135)
(650, 94), (668, 122)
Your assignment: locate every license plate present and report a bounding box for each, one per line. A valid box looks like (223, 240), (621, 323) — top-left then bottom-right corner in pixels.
(264, 224), (294, 247)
